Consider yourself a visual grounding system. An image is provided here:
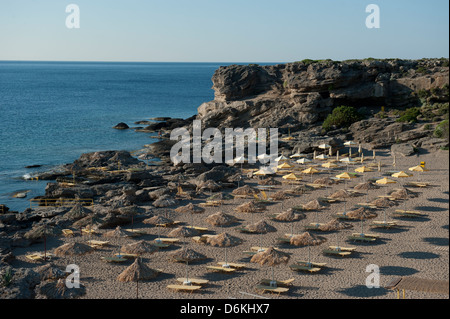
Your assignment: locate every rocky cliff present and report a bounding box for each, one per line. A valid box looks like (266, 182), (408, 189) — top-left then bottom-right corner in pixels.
(197, 59), (449, 131)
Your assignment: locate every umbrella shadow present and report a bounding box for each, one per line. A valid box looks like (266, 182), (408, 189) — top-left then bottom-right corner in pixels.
(414, 206), (448, 212)
(422, 237), (449, 247)
(397, 251), (441, 260)
(345, 237), (391, 246)
(392, 216), (431, 222)
(427, 198), (449, 204)
(380, 265), (419, 276)
(442, 225), (449, 230)
(338, 285), (389, 298)
(151, 271), (176, 283)
(370, 227), (410, 235)
(202, 271), (245, 281)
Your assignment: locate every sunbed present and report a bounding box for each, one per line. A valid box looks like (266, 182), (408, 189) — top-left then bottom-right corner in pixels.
(167, 284), (202, 293)
(176, 278), (209, 286)
(259, 278), (294, 287)
(217, 262), (246, 269)
(206, 265), (237, 273)
(255, 285), (289, 295)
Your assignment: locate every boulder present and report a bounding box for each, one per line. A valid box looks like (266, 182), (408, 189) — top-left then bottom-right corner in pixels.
(113, 122), (129, 130)
(391, 143), (416, 157)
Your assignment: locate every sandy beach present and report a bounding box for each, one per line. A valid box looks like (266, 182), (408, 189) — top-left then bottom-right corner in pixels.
(7, 148), (449, 300)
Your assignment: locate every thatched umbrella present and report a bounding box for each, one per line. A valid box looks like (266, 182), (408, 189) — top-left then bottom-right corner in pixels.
(153, 195), (177, 208)
(117, 205), (142, 230)
(370, 197), (397, 208)
(39, 278), (86, 299)
(175, 203), (205, 227)
(104, 226), (132, 238)
(250, 247), (290, 287)
(169, 247), (206, 263)
(175, 203), (205, 214)
(143, 215), (173, 226)
(290, 232), (326, 266)
(274, 209), (304, 222)
(168, 226), (199, 238)
(205, 211), (238, 227)
(54, 242), (94, 257)
(329, 189), (357, 199)
(25, 224), (62, 261)
(63, 203), (92, 221)
(35, 264), (66, 280)
(244, 220), (276, 234)
(206, 232), (242, 268)
(270, 190), (289, 201)
(198, 180), (221, 194)
(206, 232), (242, 247)
(258, 177), (281, 186)
(232, 185), (259, 196)
(348, 208), (377, 235)
(235, 201), (266, 223)
(117, 257), (160, 298)
(318, 219), (353, 232)
(121, 240), (158, 255)
(390, 188), (418, 200)
(354, 181), (379, 191)
(302, 199), (325, 211)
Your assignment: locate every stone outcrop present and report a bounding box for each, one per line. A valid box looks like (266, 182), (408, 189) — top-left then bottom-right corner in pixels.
(196, 59), (449, 130)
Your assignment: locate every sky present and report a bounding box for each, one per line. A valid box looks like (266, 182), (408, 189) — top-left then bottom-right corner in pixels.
(0, 0), (448, 62)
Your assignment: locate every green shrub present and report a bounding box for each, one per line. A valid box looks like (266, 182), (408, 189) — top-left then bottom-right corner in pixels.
(423, 123), (432, 130)
(434, 120), (449, 139)
(322, 105), (363, 131)
(1, 268), (13, 287)
(396, 107), (421, 123)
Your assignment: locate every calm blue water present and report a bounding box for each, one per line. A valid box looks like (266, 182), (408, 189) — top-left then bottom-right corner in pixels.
(0, 61), (242, 211)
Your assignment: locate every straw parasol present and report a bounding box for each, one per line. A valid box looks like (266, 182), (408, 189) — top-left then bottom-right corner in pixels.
(235, 201), (266, 213)
(206, 232), (243, 247)
(318, 219), (353, 232)
(274, 208), (304, 222)
(244, 220), (277, 234)
(36, 264), (66, 280)
(39, 278), (86, 299)
(270, 190), (289, 201)
(370, 197), (397, 208)
(169, 247), (206, 263)
(313, 177), (338, 186)
(104, 226), (132, 238)
(354, 181), (380, 191)
(258, 177), (281, 185)
(390, 188), (418, 200)
(302, 199), (325, 211)
(290, 232), (326, 247)
(63, 203), (92, 221)
(205, 211), (238, 227)
(168, 226), (199, 238)
(347, 207), (377, 220)
(232, 185), (260, 196)
(24, 224), (61, 261)
(117, 257), (160, 282)
(54, 242), (94, 257)
(250, 247), (290, 287)
(121, 240), (159, 255)
(143, 215), (173, 226)
(290, 232), (326, 268)
(175, 203), (205, 214)
(329, 189), (357, 199)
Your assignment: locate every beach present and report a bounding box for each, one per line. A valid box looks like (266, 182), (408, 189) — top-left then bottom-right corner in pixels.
(5, 147), (448, 299)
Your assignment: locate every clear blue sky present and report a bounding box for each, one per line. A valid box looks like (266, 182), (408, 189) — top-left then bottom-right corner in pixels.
(0, 0), (448, 62)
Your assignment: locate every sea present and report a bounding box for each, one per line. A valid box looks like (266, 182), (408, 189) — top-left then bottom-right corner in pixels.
(0, 61), (274, 212)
